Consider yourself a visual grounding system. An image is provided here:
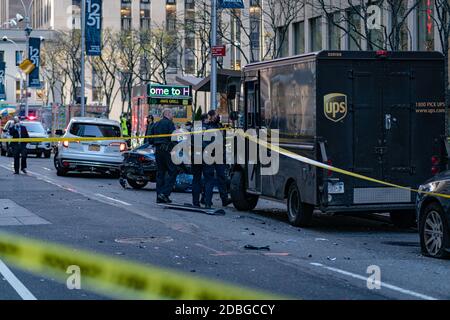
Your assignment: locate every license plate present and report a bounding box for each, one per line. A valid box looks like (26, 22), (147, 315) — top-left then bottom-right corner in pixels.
(88, 144), (101, 152)
(328, 182), (345, 194)
(26, 144), (36, 150)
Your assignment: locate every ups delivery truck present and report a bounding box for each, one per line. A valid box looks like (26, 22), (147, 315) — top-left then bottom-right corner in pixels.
(230, 51), (447, 228)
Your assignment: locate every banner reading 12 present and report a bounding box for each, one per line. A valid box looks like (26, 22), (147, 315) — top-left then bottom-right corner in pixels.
(85, 0), (102, 56)
(28, 37), (41, 88)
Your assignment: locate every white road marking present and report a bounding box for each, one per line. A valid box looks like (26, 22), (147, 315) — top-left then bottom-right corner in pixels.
(94, 193), (132, 206)
(0, 259), (37, 300)
(310, 262), (438, 300)
(42, 167), (52, 171)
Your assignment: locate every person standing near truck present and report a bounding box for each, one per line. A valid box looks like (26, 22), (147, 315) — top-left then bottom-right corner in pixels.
(203, 110), (232, 209)
(144, 114), (155, 145)
(151, 108), (178, 204)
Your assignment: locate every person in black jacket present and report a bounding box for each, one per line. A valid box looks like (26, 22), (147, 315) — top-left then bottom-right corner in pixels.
(144, 114), (154, 145)
(203, 110), (232, 208)
(9, 117), (29, 174)
(150, 108), (178, 204)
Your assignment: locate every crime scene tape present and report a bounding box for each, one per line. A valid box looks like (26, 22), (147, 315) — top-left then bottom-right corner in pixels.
(0, 232), (282, 300)
(238, 130), (450, 200)
(0, 127), (229, 144)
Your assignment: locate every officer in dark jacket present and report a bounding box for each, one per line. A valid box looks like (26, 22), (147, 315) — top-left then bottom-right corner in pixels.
(203, 110), (231, 208)
(9, 117), (29, 174)
(144, 114), (154, 144)
(191, 114), (208, 207)
(150, 108), (178, 204)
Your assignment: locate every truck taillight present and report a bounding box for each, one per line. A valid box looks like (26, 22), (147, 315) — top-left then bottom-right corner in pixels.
(432, 155), (440, 175)
(327, 159), (333, 177)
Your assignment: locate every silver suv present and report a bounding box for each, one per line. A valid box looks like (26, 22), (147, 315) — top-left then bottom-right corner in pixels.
(54, 117), (126, 176)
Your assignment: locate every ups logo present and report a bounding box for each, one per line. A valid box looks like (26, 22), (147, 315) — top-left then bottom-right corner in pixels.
(324, 93), (348, 122)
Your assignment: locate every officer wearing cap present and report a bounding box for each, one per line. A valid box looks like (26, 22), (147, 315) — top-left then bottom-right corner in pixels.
(150, 108), (178, 204)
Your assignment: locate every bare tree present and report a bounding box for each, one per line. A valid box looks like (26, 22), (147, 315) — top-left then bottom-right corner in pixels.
(219, 0), (304, 63)
(312, 0), (420, 51)
(88, 29), (122, 117)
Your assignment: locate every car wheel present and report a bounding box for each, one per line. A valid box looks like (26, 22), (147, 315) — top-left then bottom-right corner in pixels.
(287, 182), (314, 227)
(44, 151), (51, 158)
(127, 179), (148, 189)
(390, 210), (416, 228)
(230, 170), (259, 211)
(420, 203), (450, 259)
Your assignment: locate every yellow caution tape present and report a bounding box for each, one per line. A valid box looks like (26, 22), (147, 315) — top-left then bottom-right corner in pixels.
(239, 130), (450, 200)
(0, 128), (228, 144)
(0, 232), (281, 300)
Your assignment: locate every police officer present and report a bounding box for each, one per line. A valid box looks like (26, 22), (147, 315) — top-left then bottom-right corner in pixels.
(144, 114), (155, 145)
(191, 114), (208, 207)
(9, 117), (29, 174)
(203, 110), (232, 208)
(150, 108), (178, 204)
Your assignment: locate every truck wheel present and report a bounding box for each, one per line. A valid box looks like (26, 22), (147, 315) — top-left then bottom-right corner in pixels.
(390, 210), (416, 228)
(127, 179), (148, 189)
(419, 202), (450, 259)
(287, 182), (314, 227)
(44, 151), (51, 158)
(230, 171), (259, 211)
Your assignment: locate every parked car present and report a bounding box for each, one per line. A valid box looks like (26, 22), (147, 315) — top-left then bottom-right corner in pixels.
(1, 120), (52, 158)
(54, 117), (127, 176)
(120, 143), (193, 192)
(417, 172), (450, 258)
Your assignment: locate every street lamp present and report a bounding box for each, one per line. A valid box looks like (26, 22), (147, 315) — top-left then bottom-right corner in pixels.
(2, 36), (26, 109)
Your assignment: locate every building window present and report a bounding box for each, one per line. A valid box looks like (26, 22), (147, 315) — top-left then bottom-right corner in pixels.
(166, 0), (177, 31)
(417, 0), (434, 51)
(328, 13), (341, 50)
(140, 1), (151, 30)
(15, 51), (24, 66)
(310, 17), (322, 52)
(347, 8), (361, 50)
(392, 1), (409, 50)
(121, 0), (132, 30)
(276, 26), (289, 58)
(293, 21), (304, 55)
(249, 3), (262, 62)
(185, 0), (195, 10)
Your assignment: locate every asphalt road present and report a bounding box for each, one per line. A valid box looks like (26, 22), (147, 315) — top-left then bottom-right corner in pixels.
(0, 154), (448, 300)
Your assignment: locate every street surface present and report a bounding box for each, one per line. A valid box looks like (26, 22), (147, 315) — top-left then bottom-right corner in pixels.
(0, 154), (448, 300)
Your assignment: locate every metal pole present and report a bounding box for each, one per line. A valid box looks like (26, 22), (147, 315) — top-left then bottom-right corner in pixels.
(210, 0), (217, 111)
(80, 0), (86, 117)
(24, 22), (30, 117)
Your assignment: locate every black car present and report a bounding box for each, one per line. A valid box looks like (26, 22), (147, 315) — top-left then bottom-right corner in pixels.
(120, 143), (193, 191)
(417, 171), (450, 258)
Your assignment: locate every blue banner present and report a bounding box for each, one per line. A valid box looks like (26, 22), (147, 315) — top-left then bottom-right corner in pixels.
(28, 37), (41, 88)
(218, 0), (244, 9)
(85, 0), (102, 56)
(0, 61), (5, 100)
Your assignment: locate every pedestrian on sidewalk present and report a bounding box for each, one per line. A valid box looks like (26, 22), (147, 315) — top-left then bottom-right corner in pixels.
(150, 108), (178, 204)
(9, 116), (29, 174)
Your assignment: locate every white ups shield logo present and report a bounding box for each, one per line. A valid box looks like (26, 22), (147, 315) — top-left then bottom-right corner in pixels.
(324, 93), (348, 122)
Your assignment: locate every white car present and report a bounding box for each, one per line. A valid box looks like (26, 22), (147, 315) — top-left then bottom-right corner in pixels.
(54, 117), (127, 176)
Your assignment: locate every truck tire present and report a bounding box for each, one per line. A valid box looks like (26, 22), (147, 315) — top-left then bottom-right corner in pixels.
(230, 171), (259, 211)
(127, 179), (148, 189)
(390, 210), (416, 228)
(287, 182), (314, 227)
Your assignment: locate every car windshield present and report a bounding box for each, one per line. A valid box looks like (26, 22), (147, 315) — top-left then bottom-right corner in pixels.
(23, 122), (46, 134)
(69, 123), (121, 138)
